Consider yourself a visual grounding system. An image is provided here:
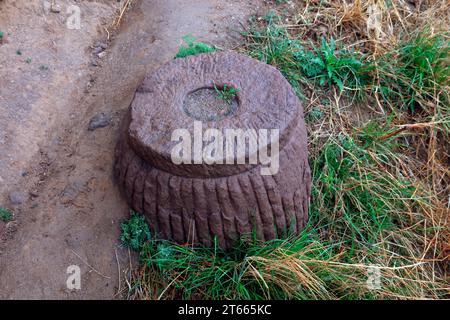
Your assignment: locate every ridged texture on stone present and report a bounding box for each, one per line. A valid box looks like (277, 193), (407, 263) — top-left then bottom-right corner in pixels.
(115, 111), (311, 249)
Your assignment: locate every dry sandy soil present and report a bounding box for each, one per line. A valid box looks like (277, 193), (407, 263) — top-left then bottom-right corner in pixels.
(0, 0), (265, 299)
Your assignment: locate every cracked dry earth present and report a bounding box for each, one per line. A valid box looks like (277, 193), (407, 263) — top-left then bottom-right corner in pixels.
(0, 0), (264, 299)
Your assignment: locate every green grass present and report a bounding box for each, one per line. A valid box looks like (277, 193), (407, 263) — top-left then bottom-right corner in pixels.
(242, 24), (304, 94)
(213, 83), (239, 104)
(375, 31), (449, 113)
(242, 23), (369, 97)
(242, 22), (449, 114)
(0, 207), (12, 222)
(309, 126), (424, 257)
(134, 233), (339, 300)
(175, 35), (215, 58)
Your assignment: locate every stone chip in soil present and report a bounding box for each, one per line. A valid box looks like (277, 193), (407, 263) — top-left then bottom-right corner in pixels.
(50, 4), (62, 13)
(95, 42), (108, 50)
(88, 112), (112, 131)
(9, 191), (27, 205)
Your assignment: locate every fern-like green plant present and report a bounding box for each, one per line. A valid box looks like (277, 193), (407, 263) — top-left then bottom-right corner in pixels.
(0, 207), (12, 222)
(175, 35), (215, 58)
(296, 37), (365, 91)
(120, 210), (151, 251)
(214, 83), (240, 104)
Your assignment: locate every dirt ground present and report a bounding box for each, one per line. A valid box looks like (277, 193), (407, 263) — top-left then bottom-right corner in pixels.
(0, 0), (265, 299)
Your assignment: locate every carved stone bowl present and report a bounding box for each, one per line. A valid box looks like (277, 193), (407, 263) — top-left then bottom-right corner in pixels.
(115, 51), (311, 249)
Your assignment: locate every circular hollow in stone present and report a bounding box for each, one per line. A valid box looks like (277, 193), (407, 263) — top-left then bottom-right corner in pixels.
(115, 51), (311, 249)
(183, 87), (239, 122)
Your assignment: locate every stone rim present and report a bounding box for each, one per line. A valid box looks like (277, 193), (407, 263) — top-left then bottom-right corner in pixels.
(128, 51), (302, 178)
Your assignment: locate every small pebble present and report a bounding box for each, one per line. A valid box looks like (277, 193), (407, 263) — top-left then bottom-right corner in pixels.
(9, 191), (26, 205)
(93, 46), (104, 55)
(95, 42), (108, 50)
(51, 4), (62, 13)
(88, 112), (112, 131)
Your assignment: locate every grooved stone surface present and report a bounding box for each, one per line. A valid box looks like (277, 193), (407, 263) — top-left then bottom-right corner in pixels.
(115, 51), (311, 249)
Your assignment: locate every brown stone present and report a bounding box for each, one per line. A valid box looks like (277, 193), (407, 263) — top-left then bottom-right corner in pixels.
(115, 51), (311, 249)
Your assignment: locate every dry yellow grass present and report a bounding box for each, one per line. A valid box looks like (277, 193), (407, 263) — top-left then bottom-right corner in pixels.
(286, 0), (449, 55)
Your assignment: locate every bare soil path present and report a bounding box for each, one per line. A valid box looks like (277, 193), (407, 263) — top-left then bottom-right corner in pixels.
(0, 0), (263, 299)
